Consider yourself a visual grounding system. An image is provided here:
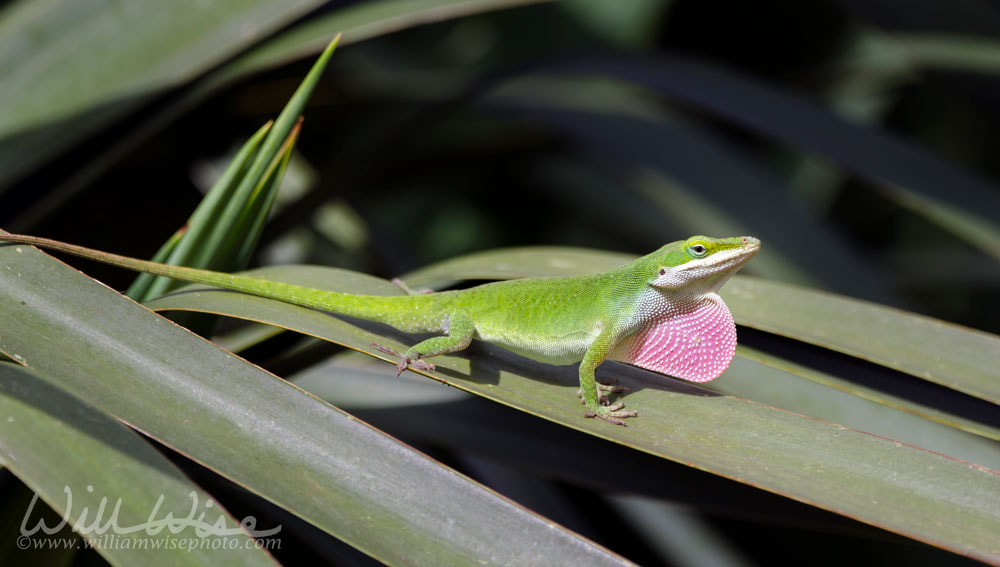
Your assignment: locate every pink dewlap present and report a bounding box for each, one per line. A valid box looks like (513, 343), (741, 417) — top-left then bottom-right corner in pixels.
(612, 297), (737, 382)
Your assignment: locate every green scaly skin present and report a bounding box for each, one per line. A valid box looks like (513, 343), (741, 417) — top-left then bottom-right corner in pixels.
(0, 233), (760, 425)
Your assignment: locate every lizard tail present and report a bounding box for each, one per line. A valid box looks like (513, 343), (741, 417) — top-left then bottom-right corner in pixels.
(0, 233), (434, 328)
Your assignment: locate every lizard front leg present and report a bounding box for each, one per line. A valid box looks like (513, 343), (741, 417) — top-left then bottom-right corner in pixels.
(373, 311), (475, 375)
(579, 329), (638, 426)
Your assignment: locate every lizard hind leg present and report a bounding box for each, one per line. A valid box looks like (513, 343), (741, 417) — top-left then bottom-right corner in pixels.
(371, 311), (475, 376)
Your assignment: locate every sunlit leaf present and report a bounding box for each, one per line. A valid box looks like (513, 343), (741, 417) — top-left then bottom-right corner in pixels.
(0, 363), (276, 566)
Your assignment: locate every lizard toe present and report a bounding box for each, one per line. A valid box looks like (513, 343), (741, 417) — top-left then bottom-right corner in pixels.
(584, 405), (638, 426)
(597, 379), (630, 395)
(411, 359), (435, 372)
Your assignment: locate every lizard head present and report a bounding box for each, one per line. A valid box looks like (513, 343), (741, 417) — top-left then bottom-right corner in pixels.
(646, 235), (760, 293)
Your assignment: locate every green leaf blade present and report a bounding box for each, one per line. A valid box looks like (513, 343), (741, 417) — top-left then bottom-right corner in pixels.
(209, 37), (339, 268)
(132, 120), (273, 300)
(724, 276), (1000, 405)
(0, 363), (278, 567)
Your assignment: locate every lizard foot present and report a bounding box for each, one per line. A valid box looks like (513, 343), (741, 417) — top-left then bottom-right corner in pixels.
(577, 379), (630, 406)
(371, 342), (436, 375)
(584, 405), (638, 426)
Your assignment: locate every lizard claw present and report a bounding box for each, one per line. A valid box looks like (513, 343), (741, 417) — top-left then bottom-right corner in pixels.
(372, 342), (406, 375)
(579, 378), (637, 425)
(410, 359), (435, 372)
(371, 342), (435, 375)
(584, 406), (639, 426)
(596, 378), (629, 393)
(372, 342), (400, 357)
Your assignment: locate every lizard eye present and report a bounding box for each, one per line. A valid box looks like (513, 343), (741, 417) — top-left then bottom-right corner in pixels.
(688, 243), (708, 257)
(658, 267), (666, 276)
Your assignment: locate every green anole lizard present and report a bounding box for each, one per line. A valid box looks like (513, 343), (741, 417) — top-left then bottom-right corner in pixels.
(0, 233), (759, 425)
